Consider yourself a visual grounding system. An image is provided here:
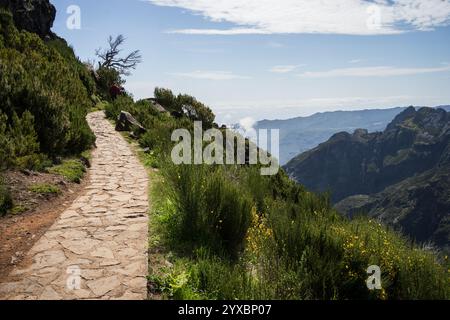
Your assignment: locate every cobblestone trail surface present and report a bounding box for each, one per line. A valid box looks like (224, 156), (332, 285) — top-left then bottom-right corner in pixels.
(0, 111), (149, 300)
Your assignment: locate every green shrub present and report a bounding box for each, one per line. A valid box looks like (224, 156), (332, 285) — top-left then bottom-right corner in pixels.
(29, 183), (61, 195)
(162, 164), (252, 258)
(204, 169), (253, 258)
(0, 110), (50, 170)
(176, 94), (215, 128)
(96, 66), (123, 100)
(143, 151), (160, 169)
(263, 199), (450, 299)
(8, 111), (42, 169)
(104, 95), (134, 120)
(46, 38), (96, 97)
(0, 111), (11, 170)
(48, 159), (86, 183)
(154, 87), (177, 112)
(0, 175), (12, 216)
(0, 10), (95, 162)
(10, 205), (28, 215)
(149, 264), (200, 300)
(153, 87), (215, 127)
(188, 248), (264, 300)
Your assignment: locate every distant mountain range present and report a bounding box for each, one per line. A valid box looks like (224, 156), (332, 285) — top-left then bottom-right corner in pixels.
(284, 106), (450, 252)
(235, 105), (450, 165)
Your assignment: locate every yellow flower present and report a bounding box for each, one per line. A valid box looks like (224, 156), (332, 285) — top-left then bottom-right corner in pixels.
(380, 289), (387, 300)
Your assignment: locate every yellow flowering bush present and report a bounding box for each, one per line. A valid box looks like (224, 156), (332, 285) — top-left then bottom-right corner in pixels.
(245, 207), (273, 261)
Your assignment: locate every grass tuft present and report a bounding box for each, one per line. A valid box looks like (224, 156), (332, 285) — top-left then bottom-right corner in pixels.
(29, 183), (61, 195)
(47, 159), (86, 183)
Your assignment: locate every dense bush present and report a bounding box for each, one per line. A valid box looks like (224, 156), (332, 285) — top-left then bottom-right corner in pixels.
(153, 166), (449, 299)
(0, 10), (95, 169)
(154, 87), (177, 111)
(0, 110), (49, 170)
(0, 111), (10, 170)
(47, 38), (96, 97)
(104, 95), (134, 120)
(153, 87), (215, 128)
(96, 66), (123, 100)
(0, 175), (12, 216)
(162, 165), (253, 258)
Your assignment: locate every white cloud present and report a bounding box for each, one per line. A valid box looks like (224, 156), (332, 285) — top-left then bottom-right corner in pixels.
(213, 95), (424, 123)
(349, 59), (363, 64)
(297, 65), (450, 78)
(169, 70), (250, 80)
(148, 0), (450, 35)
(239, 117), (256, 131)
(213, 95), (416, 110)
(269, 65), (305, 73)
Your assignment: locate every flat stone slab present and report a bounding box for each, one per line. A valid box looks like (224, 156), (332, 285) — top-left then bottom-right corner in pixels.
(0, 111), (149, 300)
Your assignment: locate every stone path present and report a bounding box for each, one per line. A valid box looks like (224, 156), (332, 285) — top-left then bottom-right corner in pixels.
(0, 111), (149, 300)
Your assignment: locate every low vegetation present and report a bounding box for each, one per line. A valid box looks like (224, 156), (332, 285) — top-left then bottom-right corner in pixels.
(9, 205), (28, 215)
(106, 91), (449, 300)
(47, 159), (86, 183)
(28, 183), (61, 195)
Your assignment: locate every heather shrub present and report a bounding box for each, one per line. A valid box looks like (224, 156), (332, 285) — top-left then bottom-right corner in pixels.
(0, 10), (95, 166)
(0, 175), (12, 215)
(96, 66), (123, 100)
(161, 164), (252, 258)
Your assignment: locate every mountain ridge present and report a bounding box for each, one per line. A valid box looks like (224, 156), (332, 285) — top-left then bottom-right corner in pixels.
(243, 106), (448, 165)
(284, 106), (450, 251)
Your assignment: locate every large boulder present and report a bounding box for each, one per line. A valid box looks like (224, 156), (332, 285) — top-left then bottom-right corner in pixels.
(115, 111), (146, 135)
(0, 0), (56, 39)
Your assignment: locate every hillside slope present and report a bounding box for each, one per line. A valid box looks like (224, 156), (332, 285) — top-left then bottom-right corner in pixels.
(335, 164), (450, 252)
(0, 4), (95, 166)
(104, 94), (450, 300)
(284, 107), (450, 250)
(285, 107), (450, 201)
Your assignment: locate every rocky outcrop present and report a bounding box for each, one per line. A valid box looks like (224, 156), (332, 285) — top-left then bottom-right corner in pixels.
(0, 0), (56, 39)
(115, 111), (146, 135)
(251, 107), (409, 165)
(285, 107), (450, 203)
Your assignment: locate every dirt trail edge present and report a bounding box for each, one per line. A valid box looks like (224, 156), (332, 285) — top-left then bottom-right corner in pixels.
(0, 111), (149, 300)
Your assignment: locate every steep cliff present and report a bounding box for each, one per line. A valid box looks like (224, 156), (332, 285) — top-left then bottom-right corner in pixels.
(284, 107), (450, 250)
(335, 164), (450, 252)
(0, 0), (56, 38)
(285, 107), (450, 203)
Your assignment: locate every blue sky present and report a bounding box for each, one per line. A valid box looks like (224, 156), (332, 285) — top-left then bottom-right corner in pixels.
(52, 0), (450, 124)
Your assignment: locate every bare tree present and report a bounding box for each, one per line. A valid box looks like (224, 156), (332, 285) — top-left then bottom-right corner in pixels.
(95, 35), (142, 76)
